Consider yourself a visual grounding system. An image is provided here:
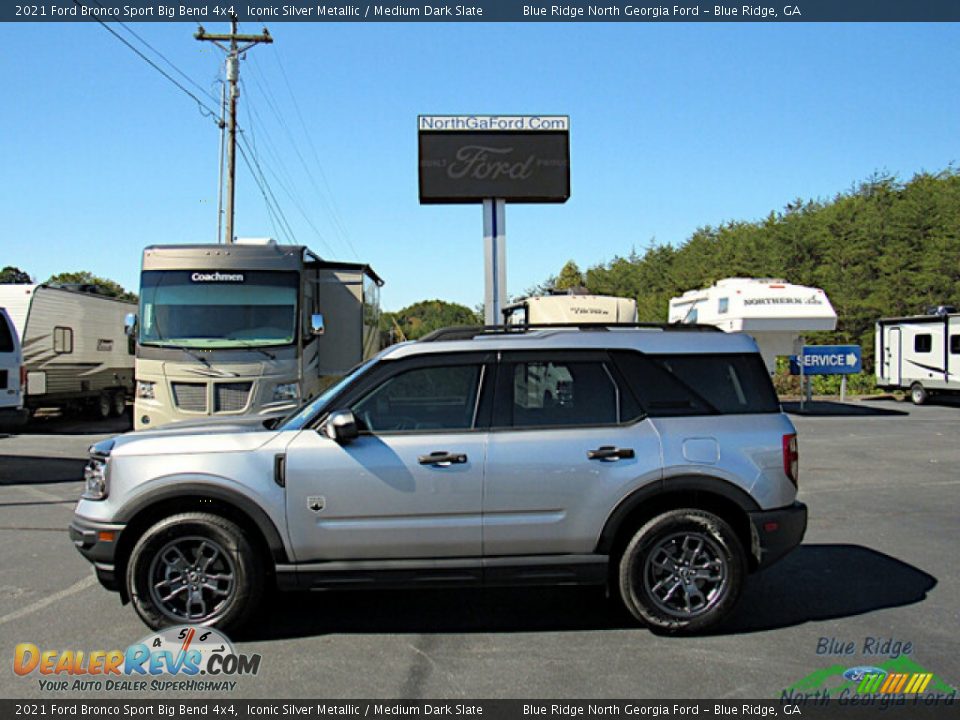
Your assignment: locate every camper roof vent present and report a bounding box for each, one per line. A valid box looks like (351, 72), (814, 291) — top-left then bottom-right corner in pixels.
(926, 304), (957, 316)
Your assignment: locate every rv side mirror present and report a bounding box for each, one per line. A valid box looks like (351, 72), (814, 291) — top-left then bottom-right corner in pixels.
(124, 313), (137, 338)
(310, 313), (325, 336)
(323, 409), (358, 444)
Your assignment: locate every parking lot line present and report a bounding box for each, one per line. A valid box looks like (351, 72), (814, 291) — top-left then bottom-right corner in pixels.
(0, 574), (96, 628)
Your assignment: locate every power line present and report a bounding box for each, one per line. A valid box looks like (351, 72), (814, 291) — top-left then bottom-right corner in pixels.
(236, 133), (298, 246)
(272, 48), (360, 260)
(113, 19), (220, 105)
(76, 0), (220, 123)
(239, 81), (336, 255)
(246, 54), (357, 259)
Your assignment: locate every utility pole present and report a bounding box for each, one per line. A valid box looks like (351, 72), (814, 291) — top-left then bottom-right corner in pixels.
(195, 17), (272, 244)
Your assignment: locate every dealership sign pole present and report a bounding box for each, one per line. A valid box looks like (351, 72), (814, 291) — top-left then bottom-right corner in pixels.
(418, 115), (571, 326)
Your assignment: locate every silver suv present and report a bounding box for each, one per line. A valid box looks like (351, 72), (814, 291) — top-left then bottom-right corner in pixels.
(71, 325), (806, 634)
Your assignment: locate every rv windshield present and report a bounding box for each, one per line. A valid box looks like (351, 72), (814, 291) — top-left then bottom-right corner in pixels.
(139, 270), (299, 349)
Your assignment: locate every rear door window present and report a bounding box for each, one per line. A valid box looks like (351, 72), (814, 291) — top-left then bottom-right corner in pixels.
(612, 351), (780, 415)
(495, 352), (641, 428)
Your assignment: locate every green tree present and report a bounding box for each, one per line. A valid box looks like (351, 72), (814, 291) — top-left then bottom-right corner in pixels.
(46, 271), (138, 302)
(555, 260), (585, 291)
(0, 266), (32, 284)
(383, 300), (480, 342)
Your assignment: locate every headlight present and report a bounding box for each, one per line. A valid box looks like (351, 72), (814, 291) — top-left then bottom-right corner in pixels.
(272, 383), (299, 402)
(136, 380), (155, 400)
(82, 457), (108, 500)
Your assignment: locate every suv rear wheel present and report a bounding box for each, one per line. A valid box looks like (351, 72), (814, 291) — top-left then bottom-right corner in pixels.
(126, 512), (264, 631)
(618, 508), (745, 634)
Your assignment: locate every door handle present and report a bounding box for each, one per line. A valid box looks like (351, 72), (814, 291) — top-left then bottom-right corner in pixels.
(418, 451), (468, 466)
(587, 446), (635, 461)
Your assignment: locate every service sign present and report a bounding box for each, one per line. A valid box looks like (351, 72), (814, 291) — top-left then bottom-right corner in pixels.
(418, 115), (570, 204)
(789, 345), (862, 375)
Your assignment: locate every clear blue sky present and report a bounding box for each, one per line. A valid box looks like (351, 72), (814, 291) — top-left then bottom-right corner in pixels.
(1, 21), (957, 311)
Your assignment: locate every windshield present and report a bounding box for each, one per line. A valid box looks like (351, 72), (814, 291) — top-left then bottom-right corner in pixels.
(139, 270), (299, 349)
(278, 357), (378, 431)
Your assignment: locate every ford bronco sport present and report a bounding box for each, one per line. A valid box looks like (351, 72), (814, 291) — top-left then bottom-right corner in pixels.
(71, 324), (806, 634)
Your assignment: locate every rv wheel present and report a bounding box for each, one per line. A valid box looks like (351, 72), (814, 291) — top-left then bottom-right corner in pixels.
(111, 391), (127, 417)
(95, 391), (112, 420)
(910, 383), (927, 406)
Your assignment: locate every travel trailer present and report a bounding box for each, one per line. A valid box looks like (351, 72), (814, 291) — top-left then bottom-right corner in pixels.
(668, 278), (837, 373)
(503, 291), (639, 325)
(0, 284), (136, 418)
(131, 240), (383, 429)
(875, 310), (960, 404)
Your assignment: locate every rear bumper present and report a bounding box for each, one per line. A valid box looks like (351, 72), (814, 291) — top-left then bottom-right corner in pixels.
(749, 501), (807, 570)
(69, 516), (125, 592)
(0, 407), (28, 427)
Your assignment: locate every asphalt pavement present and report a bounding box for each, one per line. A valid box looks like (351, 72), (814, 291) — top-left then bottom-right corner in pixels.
(0, 400), (957, 699)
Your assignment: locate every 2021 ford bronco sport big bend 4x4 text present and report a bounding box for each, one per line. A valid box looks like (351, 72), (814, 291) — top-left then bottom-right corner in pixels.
(71, 324), (806, 634)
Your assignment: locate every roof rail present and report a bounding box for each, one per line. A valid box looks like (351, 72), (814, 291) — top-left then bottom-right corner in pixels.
(418, 322), (723, 343)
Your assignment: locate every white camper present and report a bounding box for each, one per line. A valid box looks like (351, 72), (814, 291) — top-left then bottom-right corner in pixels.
(668, 278), (837, 373)
(0, 284), (136, 418)
(503, 292), (638, 326)
(875, 311), (960, 404)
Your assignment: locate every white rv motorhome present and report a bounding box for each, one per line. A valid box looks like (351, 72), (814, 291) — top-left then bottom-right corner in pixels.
(875, 311), (960, 404)
(132, 240), (383, 429)
(502, 292), (639, 325)
(668, 278), (838, 373)
(0, 284), (136, 418)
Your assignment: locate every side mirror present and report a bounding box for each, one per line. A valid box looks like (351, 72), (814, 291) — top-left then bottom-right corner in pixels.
(323, 409), (358, 444)
(310, 313), (325, 336)
(124, 313), (137, 338)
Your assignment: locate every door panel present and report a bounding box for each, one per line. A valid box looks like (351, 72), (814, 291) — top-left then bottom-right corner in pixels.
(483, 352), (661, 556)
(889, 327), (901, 385)
(484, 423), (661, 555)
(285, 430), (485, 562)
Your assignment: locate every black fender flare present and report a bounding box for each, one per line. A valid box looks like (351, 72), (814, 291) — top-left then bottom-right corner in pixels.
(115, 482), (290, 563)
(595, 474), (761, 555)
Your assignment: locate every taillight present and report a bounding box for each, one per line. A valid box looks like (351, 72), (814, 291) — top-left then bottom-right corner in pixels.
(19, 365), (26, 391)
(782, 433), (799, 486)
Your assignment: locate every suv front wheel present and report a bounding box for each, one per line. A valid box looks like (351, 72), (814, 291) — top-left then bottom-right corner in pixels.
(126, 512), (264, 631)
(618, 509), (745, 634)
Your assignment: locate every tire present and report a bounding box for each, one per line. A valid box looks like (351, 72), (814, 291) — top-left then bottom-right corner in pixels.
(126, 512), (264, 632)
(618, 508), (745, 634)
(110, 391), (127, 418)
(93, 391), (112, 420)
(910, 383), (927, 406)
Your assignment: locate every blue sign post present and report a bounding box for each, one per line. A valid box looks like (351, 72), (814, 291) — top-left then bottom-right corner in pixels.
(789, 345), (862, 403)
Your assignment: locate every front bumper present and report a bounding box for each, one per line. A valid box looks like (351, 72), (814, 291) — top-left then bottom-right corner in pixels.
(69, 516), (126, 592)
(749, 501), (807, 570)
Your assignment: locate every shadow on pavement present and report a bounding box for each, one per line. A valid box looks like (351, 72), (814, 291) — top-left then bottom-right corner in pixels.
(782, 401), (908, 417)
(0, 455), (86, 485)
(722, 544), (936, 634)
(5, 411), (132, 436)
(239, 544), (935, 642)
(241, 585), (628, 641)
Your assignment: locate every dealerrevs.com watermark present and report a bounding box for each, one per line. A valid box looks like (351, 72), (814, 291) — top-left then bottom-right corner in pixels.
(14, 626), (261, 693)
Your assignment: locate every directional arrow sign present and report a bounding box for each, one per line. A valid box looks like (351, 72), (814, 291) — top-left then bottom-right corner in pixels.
(789, 345), (862, 375)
